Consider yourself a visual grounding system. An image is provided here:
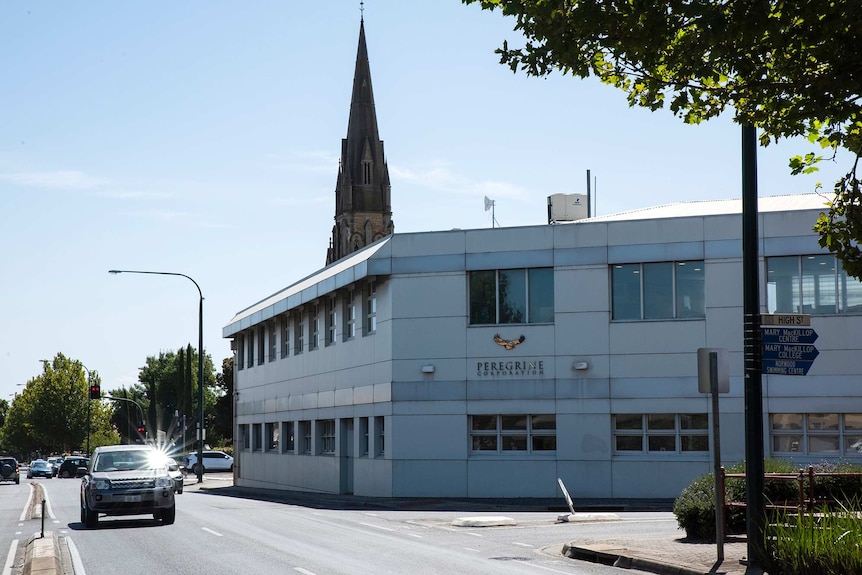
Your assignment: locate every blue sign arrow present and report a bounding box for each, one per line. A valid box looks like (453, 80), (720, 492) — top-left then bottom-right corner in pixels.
(761, 327), (818, 345)
(761, 343), (819, 362)
(762, 359), (815, 376)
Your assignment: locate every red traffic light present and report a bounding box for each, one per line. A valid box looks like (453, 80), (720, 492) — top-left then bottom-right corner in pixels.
(137, 425), (146, 435)
(89, 384), (101, 400)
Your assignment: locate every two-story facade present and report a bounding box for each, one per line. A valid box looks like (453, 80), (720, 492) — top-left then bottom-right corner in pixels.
(223, 194), (862, 499)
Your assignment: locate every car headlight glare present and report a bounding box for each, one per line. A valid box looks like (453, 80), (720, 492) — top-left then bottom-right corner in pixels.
(92, 479), (111, 490)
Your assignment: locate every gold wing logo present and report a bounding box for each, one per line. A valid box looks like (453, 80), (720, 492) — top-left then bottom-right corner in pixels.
(493, 334), (525, 350)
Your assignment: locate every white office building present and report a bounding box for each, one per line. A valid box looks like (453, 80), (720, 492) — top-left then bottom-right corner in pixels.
(224, 194), (862, 499)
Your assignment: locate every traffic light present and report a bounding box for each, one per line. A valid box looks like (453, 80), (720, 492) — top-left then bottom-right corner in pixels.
(89, 383), (101, 400)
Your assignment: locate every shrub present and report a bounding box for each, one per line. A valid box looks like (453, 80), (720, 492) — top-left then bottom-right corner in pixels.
(673, 472), (719, 541)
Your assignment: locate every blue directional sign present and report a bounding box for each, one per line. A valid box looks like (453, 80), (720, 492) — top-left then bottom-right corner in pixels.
(762, 359), (816, 376)
(761, 327), (818, 345)
(761, 326), (819, 375)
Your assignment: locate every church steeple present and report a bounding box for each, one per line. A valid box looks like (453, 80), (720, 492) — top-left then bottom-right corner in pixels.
(327, 17), (393, 266)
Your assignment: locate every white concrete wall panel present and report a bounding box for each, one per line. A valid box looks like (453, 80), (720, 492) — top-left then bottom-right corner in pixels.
(556, 461), (613, 498)
(612, 460), (711, 498)
(554, 267), (610, 313)
(466, 459), (559, 497)
(392, 460), (466, 497)
(390, 414), (466, 459)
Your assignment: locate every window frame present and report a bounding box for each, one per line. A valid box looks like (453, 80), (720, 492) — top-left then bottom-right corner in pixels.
(468, 268), (555, 326)
(611, 260), (705, 321)
(612, 413), (709, 455)
(469, 414), (557, 454)
(771, 413), (862, 457)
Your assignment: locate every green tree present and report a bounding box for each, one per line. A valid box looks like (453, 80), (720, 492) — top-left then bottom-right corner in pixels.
(463, 0), (862, 277)
(0, 353), (118, 456)
(212, 356), (234, 446)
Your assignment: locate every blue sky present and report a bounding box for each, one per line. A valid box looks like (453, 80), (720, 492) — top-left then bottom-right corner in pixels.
(0, 1), (846, 401)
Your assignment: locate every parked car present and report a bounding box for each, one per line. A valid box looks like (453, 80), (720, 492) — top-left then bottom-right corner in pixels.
(27, 459), (53, 479)
(46, 456), (64, 477)
(58, 457), (90, 478)
(164, 457), (183, 494)
(80, 444), (176, 528)
(0, 457), (20, 484)
(184, 450), (233, 474)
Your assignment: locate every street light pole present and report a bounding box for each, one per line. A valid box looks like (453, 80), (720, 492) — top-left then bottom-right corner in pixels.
(109, 269), (206, 483)
(80, 364), (96, 457)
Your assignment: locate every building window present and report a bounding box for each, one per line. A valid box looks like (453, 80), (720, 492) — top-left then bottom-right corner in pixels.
(294, 309), (304, 355)
(470, 414), (556, 453)
(240, 424), (250, 450)
(359, 417), (369, 456)
(246, 330), (254, 369)
(469, 268), (554, 325)
(365, 281), (377, 335)
(257, 325), (265, 365)
(266, 422), (279, 452)
(326, 295), (337, 346)
(236, 333), (245, 371)
(268, 321), (277, 362)
(319, 419), (336, 454)
(767, 255), (862, 315)
(344, 289), (357, 341)
(300, 420), (311, 454)
(310, 302), (320, 350)
(363, 160), (372, 185)
(374, 416), (385, 456)
(771, 413), (862, 456)
(282, 421), (295, 454)
(280, 313), (290, 359)
(611, 261), (705, 320)
(613, 413), (708, 454)
(252, 423), (263, 451)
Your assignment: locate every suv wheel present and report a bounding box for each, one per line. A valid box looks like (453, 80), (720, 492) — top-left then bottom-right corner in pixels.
(81, 501), (99, 528)
(193, 463), (204, 475)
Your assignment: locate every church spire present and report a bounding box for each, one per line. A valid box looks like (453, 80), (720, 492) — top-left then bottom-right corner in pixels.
(327, 15), (393, 266)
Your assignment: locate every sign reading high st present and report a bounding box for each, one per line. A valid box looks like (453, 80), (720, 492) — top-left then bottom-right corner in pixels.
(760, 320), (819, 376)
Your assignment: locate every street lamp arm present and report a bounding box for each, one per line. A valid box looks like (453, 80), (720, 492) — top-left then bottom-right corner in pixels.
(105, 395), (146, 426)
(108, 270), (202, 300)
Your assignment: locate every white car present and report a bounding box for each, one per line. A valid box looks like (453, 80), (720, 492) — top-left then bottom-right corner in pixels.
(184, 451), (233, 474)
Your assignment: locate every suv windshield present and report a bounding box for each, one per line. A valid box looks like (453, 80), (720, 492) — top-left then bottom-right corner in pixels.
(94, 450), (163, 472)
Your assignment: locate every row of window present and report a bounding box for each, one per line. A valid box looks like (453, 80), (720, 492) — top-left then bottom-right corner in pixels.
(240, 416), (386, 457)
(240, 412), (862, 459)
(236, 281), (377, 369)
(767, 255), (862, 315)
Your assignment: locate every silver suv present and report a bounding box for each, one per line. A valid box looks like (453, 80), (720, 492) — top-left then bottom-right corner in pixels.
(80, 445), (176, 527)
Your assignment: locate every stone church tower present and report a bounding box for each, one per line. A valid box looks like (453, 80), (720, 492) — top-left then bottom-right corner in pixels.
(326, 17), (394, 266)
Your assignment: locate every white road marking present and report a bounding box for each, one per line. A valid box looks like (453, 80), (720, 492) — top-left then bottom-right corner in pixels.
(201, 527), (223, 537)
(67, 537), (87, 575)
(514, 560), (573, 574)
(2, 540), (18, 575)
(465, 531), (482, 538)
(406, 533), (423, 538)
(294, 568), (317, 575)
(40, 486), (56, 519)
(513, 542), (533, 548)
(19, 487), (33, 522)
(359, 522), (395, 532)
(463, 547), (480, 552)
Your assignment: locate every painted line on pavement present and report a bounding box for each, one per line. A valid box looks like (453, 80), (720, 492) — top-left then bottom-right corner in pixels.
(202, 527), (223, 537)
(68, 537), (87, 575)
(406, 533), (423, 538)
(40, 485), (56, 519)
(463, 547), (480, 552)
(359, 522), (395, 532)
(515, 560), (572, 574)
(19, 486), (34, 522)
(512, 542), (533, 548)
(294, 568), (317, 575)
(2, 540), (17, 575)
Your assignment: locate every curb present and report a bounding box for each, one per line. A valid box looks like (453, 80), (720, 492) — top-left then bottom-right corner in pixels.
(562, 543), (706, 575)
(22, 532), (60, 575)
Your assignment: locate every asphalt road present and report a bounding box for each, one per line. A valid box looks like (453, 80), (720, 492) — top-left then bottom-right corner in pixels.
(3, 473), (683, 575)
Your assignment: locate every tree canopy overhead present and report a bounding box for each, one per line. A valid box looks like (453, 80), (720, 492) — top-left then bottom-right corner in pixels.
(463, 0), (862, 277)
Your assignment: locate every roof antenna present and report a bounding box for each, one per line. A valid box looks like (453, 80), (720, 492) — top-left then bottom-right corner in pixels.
(360, 1), (364, 22)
